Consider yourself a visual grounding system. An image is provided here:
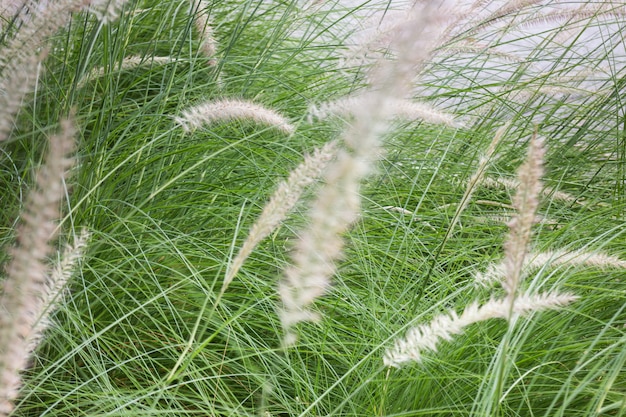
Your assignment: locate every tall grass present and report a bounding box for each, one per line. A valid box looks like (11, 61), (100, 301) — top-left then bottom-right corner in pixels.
(0, 0), (625, 416)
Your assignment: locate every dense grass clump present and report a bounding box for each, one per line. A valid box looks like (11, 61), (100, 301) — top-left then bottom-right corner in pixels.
(1, 1), (625, 416)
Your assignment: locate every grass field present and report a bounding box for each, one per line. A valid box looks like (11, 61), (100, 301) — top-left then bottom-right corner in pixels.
(1, 1), (625, 416)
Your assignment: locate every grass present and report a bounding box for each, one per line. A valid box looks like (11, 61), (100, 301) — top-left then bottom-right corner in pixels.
(1, 0), (625, 416)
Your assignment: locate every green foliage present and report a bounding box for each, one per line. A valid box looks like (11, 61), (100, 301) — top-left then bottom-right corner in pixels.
(1, 0), (625, 416)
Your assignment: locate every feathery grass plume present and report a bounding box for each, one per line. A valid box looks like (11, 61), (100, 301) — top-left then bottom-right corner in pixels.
(0, 0), (26, 29)
(0, 43), (46, 142)
(175, 99), (295, 135)
(480, 176), (579, 204)
(0, 0), (79, 142)
(382, 206), (437, 230)
(0, 116), (76, 416)
(341, 3), (459, 72)
(383, 291), (578, 368)
(279, 148), (369, 346)
(472, 212), (555, 228)
(519, 5), (626, 30)
(26, 228), (90, 353)
(449, 122), (508, 231)
(480, 176), (520, 190)
(85, 0), (131, 24)
(461, 0), (546, 37)
(0, 0), (132, 142)
(0, 1), (25, 16)
(190, 0), (217, 65)
(475, 248), (626, 287)
(223, 140), (339, 292)
(309, 96), (462, 128)
(384, 133), (577, 368)
(433, 40), (525, 64)
(382, 206), (414, 216)
(77, 55), (176, 87)
(278, 2), (448, 345)
(502, 134), (545, 304)
(531, 249), (626, 269)
(501, 85), (599, 104)
(366, 2), (449, 95)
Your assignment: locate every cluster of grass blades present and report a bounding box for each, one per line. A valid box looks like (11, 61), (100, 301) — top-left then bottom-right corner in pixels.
(0, 0), (624, 416)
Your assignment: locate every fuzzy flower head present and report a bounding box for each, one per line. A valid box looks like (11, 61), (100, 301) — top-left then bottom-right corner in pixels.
(383, 292), (577, 368)
(502, 134), (546, 299)
(85, 0), (131, 24)
(175, 99), (295, 135)
(0, 116), (77, 415)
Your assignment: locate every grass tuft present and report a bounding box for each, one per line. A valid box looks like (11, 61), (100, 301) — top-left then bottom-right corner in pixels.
(1, 0), (625, 416)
